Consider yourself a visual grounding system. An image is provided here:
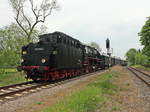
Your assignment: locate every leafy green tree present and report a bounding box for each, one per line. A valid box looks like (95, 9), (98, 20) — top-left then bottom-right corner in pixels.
(135, 52), (149, 65)
(126, 48), (149, 65)
(0, 23), (48, 67)
(0, 23), (27, 66)
(126, 48), (137, 65)
(0, 23), (28, 51)
(139, 17), (150, 58)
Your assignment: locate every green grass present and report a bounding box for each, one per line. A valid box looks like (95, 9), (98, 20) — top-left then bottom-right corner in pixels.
(41, 70), (120, 112)
(0, 72), (27, 87)
(0, 68), (17, 74)
(36, 102), (44, 105)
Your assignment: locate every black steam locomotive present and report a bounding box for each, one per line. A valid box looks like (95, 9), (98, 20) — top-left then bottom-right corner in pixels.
(18, 31), (127, 81)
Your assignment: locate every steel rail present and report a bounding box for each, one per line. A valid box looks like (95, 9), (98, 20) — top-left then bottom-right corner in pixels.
(0, 81), (35, 90)
(127, 67), (150, 87)
(130, 67), (150, 78)
(0, 83), (49, 98)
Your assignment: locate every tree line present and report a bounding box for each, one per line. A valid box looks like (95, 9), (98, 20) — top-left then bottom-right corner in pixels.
(126, 48), (149, 65)
(126, 17), (150, 66)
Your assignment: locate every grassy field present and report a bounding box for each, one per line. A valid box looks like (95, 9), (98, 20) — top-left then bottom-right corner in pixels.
(41, 70), (120, 112)
(0, 72), (27, 87)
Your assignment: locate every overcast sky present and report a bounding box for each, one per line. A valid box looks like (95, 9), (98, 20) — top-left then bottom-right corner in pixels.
(0, 0), (150, 59)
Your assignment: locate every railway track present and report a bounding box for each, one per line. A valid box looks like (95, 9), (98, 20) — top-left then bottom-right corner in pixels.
(0, 81), (34, 90)
(0, 81), (50, 101)
(0, 70), (105, 102)
(127, 67), (150, 87)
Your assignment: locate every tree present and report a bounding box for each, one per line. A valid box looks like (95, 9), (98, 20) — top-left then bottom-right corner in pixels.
(0, 23), (48, 66)
(135, 52), (149, 65)
(126, 48), (149, 65)
(126, 48), (137, 65)
(139, 17), (150, 57)
(9, 0), (58, 42)
(90, 42), (102, 53)
(0, 23), (28, 51)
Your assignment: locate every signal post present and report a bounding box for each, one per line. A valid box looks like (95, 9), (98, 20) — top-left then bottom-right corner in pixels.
(106, 38), (111, 69)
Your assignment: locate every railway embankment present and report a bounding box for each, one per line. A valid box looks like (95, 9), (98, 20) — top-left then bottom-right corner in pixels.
(0, 66), (149, 112)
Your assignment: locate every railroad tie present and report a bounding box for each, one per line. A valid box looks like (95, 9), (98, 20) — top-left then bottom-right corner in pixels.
(5, 96), (13, 99)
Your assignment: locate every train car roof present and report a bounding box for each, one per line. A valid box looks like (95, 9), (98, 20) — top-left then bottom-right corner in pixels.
(39, 31), (80, 43)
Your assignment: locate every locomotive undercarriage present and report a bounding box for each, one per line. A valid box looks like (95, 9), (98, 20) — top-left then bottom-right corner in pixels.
(23, 65), (97, 81)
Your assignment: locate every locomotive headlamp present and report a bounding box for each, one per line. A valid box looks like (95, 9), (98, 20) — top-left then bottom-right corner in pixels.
(21, 59), (24, 62)
(22, 51), (27, 54)
(41, 59), (46, 63)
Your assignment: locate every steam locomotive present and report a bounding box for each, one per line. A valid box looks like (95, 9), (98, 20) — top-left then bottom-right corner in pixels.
(17, 31), (127, 81)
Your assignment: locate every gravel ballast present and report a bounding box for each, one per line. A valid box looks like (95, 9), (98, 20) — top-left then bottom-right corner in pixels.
(127, 68), (150, 112)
